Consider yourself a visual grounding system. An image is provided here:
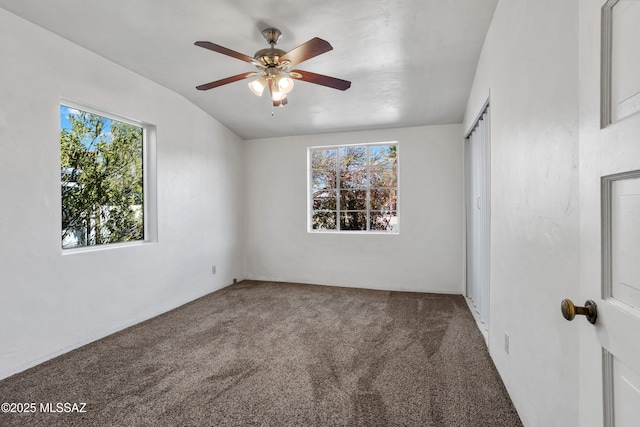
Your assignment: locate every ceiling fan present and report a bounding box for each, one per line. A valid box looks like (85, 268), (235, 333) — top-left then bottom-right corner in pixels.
(195, 27), (351, 107)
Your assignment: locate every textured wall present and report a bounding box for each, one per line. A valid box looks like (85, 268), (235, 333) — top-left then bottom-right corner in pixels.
(463, 0), (580, 425)
(244, 124), (464, 294)
(0, 9), (245, 379)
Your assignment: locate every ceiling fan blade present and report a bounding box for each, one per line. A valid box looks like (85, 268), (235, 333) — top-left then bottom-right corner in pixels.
(195, 41), (262, 66)
(196, 72), (258, 91)
(289, 69), (351, 91)
(280, 37), (333, 67)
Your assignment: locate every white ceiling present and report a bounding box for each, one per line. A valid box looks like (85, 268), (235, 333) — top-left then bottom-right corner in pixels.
(0, 0), (498, 140)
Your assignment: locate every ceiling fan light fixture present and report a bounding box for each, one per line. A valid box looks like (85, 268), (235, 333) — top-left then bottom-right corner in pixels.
(273, 96), (288, 108)
(248, 76), (267, 96)
(276, 73), (294, 94)
(271, 88), (286, 102)
(195, 27), (351, 108)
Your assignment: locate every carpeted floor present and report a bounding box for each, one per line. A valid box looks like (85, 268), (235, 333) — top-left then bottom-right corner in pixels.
(0, 280), (522, 426)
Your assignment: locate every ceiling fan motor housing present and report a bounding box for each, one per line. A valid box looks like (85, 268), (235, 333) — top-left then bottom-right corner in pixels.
(255, 28), (287, 67)
(254, 48), (287, 67)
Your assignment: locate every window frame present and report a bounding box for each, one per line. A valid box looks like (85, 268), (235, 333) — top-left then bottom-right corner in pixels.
(307, 141), (399, 234)
(60, 98), (157, 253)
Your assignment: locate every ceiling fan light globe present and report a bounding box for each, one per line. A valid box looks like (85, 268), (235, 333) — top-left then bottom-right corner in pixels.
(271, 89), (286, 101)
(271, 93), (285, 101)
(248, 76), (267, 96)
(277, 76), (294, 94)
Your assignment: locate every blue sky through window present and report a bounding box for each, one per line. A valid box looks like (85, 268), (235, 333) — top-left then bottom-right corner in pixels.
(60, 105), (113, 149)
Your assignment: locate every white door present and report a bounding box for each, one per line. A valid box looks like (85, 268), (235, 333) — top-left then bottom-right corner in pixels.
(465, 106), (490, 335)
(578, 1), (640, 426)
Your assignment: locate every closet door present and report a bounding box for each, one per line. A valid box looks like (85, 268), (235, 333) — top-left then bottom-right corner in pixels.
(465, 107), (490, 333)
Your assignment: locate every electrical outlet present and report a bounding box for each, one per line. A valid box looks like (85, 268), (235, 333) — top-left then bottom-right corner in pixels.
(212, 265), (216, 275)
(504, 333), (510, 354)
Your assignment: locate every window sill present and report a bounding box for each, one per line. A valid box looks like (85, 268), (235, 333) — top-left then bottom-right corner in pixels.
(61, 240), (155, 255)
(307, 230), (399, 235)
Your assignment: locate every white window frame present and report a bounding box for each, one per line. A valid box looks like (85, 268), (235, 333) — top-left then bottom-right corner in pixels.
(60, 98), (157, 253)
(307, 141), (399, 234)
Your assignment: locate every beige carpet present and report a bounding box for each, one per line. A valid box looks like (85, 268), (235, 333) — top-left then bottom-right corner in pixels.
(0, 280), (522, 426)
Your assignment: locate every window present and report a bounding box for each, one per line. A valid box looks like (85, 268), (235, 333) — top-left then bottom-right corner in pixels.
(309, 143), (398, 232)
(60, 103), (152, 249)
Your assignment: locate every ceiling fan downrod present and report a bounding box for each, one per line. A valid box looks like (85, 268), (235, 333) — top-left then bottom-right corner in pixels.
(261, 27), (282, 47)
(254, 28), (287, 67)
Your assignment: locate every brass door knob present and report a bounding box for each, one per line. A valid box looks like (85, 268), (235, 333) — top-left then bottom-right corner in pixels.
(561, 299), (597, 324)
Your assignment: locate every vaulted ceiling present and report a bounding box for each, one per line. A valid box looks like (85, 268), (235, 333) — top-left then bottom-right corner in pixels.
(0, 0), (498, 140)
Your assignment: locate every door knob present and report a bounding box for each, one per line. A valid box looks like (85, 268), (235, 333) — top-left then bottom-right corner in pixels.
(561, 299), (597, 324)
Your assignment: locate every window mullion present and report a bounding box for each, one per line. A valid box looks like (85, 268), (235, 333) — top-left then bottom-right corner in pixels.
(336, 150), (341, 231)
(366, 145), (371, 230)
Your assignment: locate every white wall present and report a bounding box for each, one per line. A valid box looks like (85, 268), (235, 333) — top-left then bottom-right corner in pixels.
(463, 0), (580, 426)
(0, 9), (245, 379)
(244, 125), (464, 293)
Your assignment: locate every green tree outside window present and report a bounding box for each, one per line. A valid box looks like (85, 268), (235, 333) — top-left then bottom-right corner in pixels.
(61, 106), (144, 248)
